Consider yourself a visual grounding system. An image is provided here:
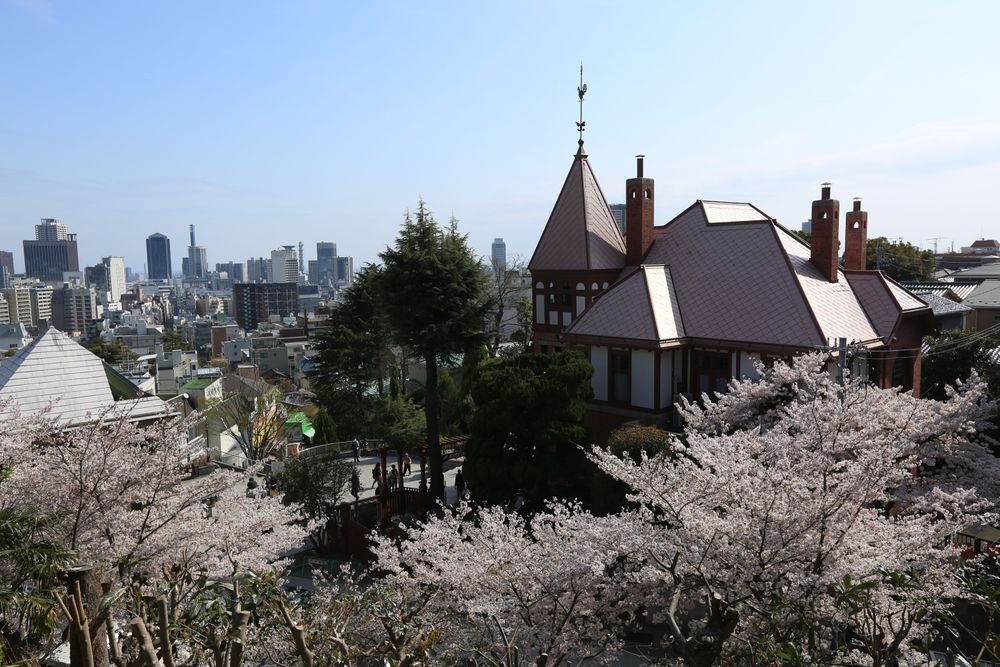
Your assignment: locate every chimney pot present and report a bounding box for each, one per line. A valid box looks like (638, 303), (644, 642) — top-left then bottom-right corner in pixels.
(636, 154), (644, 178)
(821, 182), (832, 200)
(853, 197), (862, 212)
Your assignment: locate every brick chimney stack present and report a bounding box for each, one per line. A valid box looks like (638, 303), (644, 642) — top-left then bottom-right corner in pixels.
(810, 182), (840, 282)
(843, 197), (868, 271)
(626, 155), (654, 265)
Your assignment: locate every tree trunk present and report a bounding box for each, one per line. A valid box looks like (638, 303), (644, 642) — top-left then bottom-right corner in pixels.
(424, 352), (444, 500)
(67, 565), (109, 667)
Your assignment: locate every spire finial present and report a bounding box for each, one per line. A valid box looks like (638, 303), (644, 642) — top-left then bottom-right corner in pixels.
(576, 63), (587, 155)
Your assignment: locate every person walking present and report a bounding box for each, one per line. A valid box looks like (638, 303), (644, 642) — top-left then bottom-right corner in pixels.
(351, 437), (360, 462)
(402, 452), (412, 476)
(371, 465), (381, 490)
(455, 469), (466, 501)
(388, 464), (399, 492)
(350, 468), (360, 501)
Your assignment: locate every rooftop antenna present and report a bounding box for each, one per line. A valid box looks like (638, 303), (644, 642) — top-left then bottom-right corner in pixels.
(576, 63), (587, 155)
(927, 236), (945, 254)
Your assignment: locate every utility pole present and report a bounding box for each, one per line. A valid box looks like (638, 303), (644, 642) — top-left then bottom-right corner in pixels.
(927, 236), (946, 254)
(876, 238), (882, 271)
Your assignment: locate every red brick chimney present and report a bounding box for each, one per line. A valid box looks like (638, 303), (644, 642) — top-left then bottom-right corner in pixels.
(626, 155), (654, 265)
(843, 197), (868, 271)
(810, 182), (840, 282)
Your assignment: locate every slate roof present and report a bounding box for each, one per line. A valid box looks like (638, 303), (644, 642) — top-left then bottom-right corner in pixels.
(566, 265), (684, 344)
(899, 281), (978, 301)
(962, 280), (1000, 307)
(0, 327), (171, 425)
(528, 154), (626, 272)
(914, 292), (973, 316)
(945, 263), (1000, 280)
(563, 199), (929, 350)
(971, 239), (1000, 248)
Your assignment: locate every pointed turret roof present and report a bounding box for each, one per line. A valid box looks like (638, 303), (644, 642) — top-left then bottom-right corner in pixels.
(528, 154), (626, 272)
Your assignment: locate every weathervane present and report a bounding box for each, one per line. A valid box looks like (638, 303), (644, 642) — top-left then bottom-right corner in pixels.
(577, 63), (587, 154)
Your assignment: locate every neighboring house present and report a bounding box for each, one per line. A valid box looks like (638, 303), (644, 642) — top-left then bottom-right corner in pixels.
(156, 348), (199, 396)
(0, 327), (178, 428)
(899, 281), (978, 302)
(961, 280), (1000, 331)
(0, 322), (31, 352)
(913, 292), (972, 332)
(182, 375), (224, 410)
(529, 144), (933, 441)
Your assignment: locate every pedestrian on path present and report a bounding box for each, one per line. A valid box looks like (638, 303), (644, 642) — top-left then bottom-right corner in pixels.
(388, 464), (399, 492)
(371, 466), (381, 490)
(455, 468), (466, 501)
(351, 437), (360, 462)
(402, 453), (412, 476)
(350, 468), (360, 501)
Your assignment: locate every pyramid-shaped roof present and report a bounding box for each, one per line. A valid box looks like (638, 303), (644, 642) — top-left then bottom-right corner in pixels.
(528, 154), (626, 272)
(0, 327), (118, 424)
(565, 265), (684, 345)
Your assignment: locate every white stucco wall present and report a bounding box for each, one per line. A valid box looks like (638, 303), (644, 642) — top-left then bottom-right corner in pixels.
(631, 349), (655, 409)
(591, 346), (608, 401)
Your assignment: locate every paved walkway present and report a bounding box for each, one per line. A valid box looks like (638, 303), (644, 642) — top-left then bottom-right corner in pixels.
(342, 452), (465, 504)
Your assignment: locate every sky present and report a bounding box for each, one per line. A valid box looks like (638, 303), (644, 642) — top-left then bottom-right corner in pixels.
(2, 1), (1000, 274)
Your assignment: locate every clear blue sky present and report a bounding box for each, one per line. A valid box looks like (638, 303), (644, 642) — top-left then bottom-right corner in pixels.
(2, 1), (999, 273)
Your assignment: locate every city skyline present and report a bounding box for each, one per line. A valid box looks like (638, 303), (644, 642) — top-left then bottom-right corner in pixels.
(2, 2), (1000, 271)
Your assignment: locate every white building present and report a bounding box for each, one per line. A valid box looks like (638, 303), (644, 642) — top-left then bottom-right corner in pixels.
(270, 246), (299, 284)
(102, 256), (127, 302)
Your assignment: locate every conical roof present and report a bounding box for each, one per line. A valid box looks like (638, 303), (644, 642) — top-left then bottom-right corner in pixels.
(528, 154), (626, 272)
(0, 327), (115, 423)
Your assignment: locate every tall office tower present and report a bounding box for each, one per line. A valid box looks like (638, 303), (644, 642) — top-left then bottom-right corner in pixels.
(0, 250), (13, 289)
(491, 237), (507, 270)
(185, 224), (208, 279)
(232, 282), (299, 332)
(308, 241), (337, 284)
(84, 263), (110, 302)
(1, 287), (32, 325)
(335, 256), (355, 286)
(146, 233), (172, 279)
(24, 219), (80, 282)
(101, 256), (126, 302)
(216, 261), (247, 282)
(29, 284), (53, 327)
(270, 246), (299, 284)
(35, 218), (69, 241)
(297, 242), (305, 277)
(608, 204), (626, 235)
(246, 257), (269, 283)
(52, 285), (99, 334)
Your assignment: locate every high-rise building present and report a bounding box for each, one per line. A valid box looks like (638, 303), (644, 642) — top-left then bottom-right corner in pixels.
(185, 224), (208, 279)
(0, 298), (9, 324)
(0, 250), (13, 289)
(491, 238), (507, 270)
(52, 285), (99, 334)
(102, 256), (126, 302)
(35, 218), (68, 241)
(232, 282), (299, 332)
(308, 241), (337, 284)
(216, 261), (247, 282)
(24, 219), (79, 282)
(146, 233), (172, 280)
(1, 287), (32, 325)
(84, 263), (109, 302)
(246, 257), (269, 283)
(270, 246), (299, 284)
(29, 284), (53, 327)
(608, 204), (626, 235)
(335, 256), (355, 286)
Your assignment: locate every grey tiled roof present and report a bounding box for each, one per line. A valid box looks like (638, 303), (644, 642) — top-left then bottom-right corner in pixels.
(899, 281), (978, 301)
(914, 292), (973, 316)
(963, 280), (1000, 307)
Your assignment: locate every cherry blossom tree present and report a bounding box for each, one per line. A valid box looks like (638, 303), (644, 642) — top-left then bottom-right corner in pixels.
(591, 352), (1000, 666)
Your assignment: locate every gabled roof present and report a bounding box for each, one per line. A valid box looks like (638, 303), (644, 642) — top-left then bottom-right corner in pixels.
(914, 292), (973, 316)
(0, 328), (116, 424)
(561, 199), (929, 351)
(899, 281), (979, 301)
(565, 265), (684, 344)
(963, 280), (1000, 307)
(528, 154), (626, 272)
(971, 239), (1000, 248)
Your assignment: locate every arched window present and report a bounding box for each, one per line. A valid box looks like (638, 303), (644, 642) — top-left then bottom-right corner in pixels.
(575, 283), (585, 291)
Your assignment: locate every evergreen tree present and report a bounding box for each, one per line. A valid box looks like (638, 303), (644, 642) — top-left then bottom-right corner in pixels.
(866, 237), (935, 281)
(378, 203), (488, 499)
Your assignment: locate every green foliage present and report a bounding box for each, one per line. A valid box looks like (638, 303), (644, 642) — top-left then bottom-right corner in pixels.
(311, 406), (337, 446)
(389, 366), (402, 400)
(464, 351), (593, 508)
(84, 337), (136, 364)
(508, 296), (533, 353)
(370, 396), (426, 452)
(921, 329), (1000, 401)
(867, 237), (935, 281)
(606, 423), (674, 462)
(310, 264), (393, 437)
(378, 202), (489, 498)
(160, 328), (186, 352)
(280, 455), (353, 524)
